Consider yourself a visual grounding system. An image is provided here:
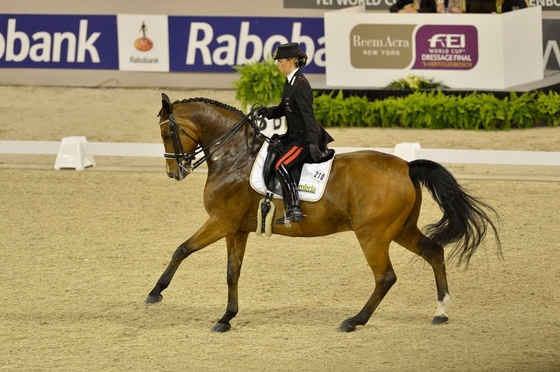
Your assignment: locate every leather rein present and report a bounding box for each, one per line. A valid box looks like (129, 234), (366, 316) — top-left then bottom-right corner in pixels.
(160, 105), (266, 175)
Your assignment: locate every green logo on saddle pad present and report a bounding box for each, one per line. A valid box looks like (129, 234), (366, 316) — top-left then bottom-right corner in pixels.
(298, 184), (317, 194)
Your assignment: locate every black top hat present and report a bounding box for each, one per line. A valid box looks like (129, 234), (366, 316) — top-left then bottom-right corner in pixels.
(273, 42), (308, 66)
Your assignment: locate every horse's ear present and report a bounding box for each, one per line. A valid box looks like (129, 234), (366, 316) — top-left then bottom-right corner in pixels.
(161, 93), (173, 116)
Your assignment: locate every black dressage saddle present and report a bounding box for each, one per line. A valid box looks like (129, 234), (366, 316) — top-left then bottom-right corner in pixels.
(262, 137), (335, 196)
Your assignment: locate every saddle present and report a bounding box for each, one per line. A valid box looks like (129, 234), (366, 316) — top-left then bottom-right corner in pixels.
(263, 136), (335, 197)
(252, 138), (335, 236)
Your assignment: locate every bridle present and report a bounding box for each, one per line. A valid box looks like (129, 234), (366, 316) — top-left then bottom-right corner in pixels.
(160, 105), (266, 176)
(159, 113), (199, 176)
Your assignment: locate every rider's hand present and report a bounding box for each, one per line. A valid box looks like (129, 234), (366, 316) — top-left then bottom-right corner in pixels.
(257, 106), (269, 117)
(309, 143), (322, 162)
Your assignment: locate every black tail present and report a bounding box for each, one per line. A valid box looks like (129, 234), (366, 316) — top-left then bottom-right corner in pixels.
(409, 159), (502, 266)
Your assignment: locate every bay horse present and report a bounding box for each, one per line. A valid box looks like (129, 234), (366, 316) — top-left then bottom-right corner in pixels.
(145, 94), (501, 333)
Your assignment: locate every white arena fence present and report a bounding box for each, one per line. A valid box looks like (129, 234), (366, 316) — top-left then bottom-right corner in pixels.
(0, 137), (559, 171)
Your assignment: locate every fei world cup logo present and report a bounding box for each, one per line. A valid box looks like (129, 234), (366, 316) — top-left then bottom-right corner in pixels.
(428, 34), (466, 49)
(348, 24), (478, 71)
(412, 25), (478, 70)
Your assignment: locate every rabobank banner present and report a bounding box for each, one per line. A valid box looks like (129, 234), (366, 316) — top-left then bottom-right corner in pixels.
(168, 16), (325, 73)
(0, 14), (118, 69)
(0, 14), (325, 73)
(2, 13), (559, 74)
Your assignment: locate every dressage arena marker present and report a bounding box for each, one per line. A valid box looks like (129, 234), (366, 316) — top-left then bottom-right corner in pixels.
(0, 138), (559, 170)
(394, 142), (422, 161)
(54, 136), (96, 171)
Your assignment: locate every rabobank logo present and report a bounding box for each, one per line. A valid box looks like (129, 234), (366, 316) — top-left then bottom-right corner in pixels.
(117, 15), (169, 72)
(135, 22), (153, 52)
(412, 25), (478, 71)
(0, 15), (118, 69)
(168, 16), (326, 73)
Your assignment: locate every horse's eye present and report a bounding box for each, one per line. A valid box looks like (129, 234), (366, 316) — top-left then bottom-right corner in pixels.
(162, 134), (171, 141)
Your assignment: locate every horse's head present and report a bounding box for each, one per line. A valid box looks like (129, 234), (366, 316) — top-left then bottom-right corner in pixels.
(158, 93), (200, 181)
(158, 94), (261, 181)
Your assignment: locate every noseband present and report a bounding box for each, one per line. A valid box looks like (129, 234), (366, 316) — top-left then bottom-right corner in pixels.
(160, 106), (264, 175)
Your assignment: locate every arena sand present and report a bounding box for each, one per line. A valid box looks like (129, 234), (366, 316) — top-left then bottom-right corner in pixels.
(0, 86), (559, 371)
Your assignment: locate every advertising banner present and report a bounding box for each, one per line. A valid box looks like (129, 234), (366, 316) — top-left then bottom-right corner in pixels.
(1, 13), (559, 76)
(0, 14), (118, 69)
(284, 0), (560, 11)
(0, 14), (325, 73)
(525, 0), (560, 10)
(411, 25), (478, 71)
(347, 23), (478, 71)
(117, 14), (169, 72)
(168, 16), (325, 73)
(283, 0), (392, 11)
(324, 7), (543, 89)
(543, 19), (560, 69)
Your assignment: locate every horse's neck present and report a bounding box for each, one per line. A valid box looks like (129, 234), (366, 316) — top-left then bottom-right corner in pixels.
(203, 123), (263, 179)
(184, 102), (263, 180)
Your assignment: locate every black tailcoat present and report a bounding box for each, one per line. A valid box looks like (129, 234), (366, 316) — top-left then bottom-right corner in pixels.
(267, 69), (334, 148)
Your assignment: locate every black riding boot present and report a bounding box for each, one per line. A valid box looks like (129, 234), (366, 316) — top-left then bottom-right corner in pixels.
(275, 165), (304, 224)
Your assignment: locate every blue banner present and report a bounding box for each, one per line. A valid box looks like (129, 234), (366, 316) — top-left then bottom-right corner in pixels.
(168, 16), (326, 73)
(0, 14), (118, 69)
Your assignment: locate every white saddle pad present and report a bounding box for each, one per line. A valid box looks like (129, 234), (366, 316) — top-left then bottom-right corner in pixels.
(249, 142), (335, 202)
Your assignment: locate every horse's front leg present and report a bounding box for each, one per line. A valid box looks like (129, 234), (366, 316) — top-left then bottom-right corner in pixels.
(144, 218), (226, 305)
(211, 231), (249, 332)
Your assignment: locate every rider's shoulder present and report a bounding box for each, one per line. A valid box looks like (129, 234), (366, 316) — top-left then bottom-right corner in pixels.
(294, 72), (308, 85)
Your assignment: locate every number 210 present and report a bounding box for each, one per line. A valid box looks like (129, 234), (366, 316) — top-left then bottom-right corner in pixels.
(313, 171), (325, 181)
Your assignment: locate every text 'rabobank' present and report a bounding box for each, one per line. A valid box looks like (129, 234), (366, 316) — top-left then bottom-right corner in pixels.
(0, 14), (326, 73)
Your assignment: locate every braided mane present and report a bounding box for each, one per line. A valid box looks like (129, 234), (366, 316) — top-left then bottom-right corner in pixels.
(174, 97), (245, 116)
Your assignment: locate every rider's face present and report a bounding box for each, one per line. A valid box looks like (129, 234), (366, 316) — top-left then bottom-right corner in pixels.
(276, 58), (295, 76)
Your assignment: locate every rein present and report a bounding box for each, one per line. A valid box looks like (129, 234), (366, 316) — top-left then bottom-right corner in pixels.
(161, 105), (265, 175)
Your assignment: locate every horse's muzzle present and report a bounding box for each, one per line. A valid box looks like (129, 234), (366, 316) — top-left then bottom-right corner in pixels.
(170, 170), (186, 181)
(166, 161), (189, 181)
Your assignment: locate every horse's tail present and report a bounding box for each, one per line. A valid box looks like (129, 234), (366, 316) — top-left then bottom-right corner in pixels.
(408, 159), (502, 266)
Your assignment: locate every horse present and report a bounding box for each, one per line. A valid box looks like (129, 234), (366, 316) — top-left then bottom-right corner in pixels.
(145, 93), (501, 333)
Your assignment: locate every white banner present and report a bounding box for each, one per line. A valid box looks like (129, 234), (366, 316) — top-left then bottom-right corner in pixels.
(324, 6), (544, 90)
(117, 14), (169, 72)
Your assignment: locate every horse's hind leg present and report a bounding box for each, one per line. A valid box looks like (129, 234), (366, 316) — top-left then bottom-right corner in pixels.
(394, 225), (450, 325)
(211, 231), (249, 333)
(144, 218), (226, 305)
(339, 233), (397, 332)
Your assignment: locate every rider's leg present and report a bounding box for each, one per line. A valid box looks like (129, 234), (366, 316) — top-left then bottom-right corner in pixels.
(275, 164), (304, 224)
(274, 145), (308, 224)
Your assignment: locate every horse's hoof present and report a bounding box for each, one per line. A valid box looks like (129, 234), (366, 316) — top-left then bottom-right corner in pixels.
(337, 321), (356, 332)
(211, 322), (231, 333)
(144, 294), (163, 305)
(432, 315), (449, 325)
